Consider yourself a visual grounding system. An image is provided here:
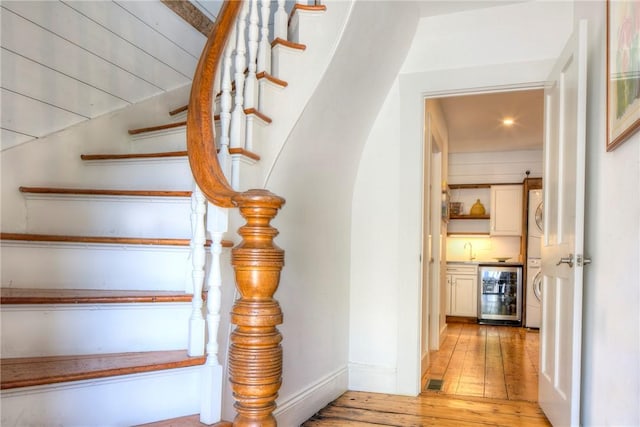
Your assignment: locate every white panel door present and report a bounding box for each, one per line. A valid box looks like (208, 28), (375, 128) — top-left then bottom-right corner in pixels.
(539, 20), (588, 426)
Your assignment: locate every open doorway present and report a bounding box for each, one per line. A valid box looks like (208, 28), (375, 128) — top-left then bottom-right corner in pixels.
(420, 88), (545, 401)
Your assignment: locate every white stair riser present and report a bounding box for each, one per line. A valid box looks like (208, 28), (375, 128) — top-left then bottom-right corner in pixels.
(79, 158), (193, 190)
(258, 78), (287, 117)
(24, 196), (192, 238)
(1, 243), (192, 291)
(271, 44), (306, 84)
(1, 303), (192, 358)
(0, 366), (202, 426)
(288, 10), (327, 45)
(130, 127), (187, 153)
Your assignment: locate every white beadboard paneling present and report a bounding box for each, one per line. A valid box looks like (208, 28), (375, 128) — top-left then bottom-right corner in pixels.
(1, 128), (34, 151)
(114, 0), (206, 59)
(448, 149), (542, 184)
(64, 1), (200, 79)
(1, 49), (127, 118)
(1, 8), (159, 102)
(2, 1), (188, 91)
(0, 89), (86, 138)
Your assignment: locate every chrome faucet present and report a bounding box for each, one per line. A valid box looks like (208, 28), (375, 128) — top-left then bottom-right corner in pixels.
(464, 242), (475, 261)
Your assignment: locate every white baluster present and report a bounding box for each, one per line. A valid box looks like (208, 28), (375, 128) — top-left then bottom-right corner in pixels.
(243, 0), (259, 154)
(245, 0), (259, 110)
(274, 0), (287, 41)
(257, 0), (271, 75)
(229, 1), (249, 151)
(199, 204), (229, 424)
(218, 40), (234, 178)
(188, 184), (206, 357)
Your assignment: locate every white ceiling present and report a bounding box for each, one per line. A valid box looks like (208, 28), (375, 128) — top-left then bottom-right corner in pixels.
(438, 89), (544, 153)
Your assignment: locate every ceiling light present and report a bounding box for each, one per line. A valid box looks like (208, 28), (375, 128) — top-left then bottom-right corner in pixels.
(502, 118), (515, 126)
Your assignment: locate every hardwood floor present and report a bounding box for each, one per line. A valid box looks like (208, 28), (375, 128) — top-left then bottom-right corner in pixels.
(304, 324), (549, 426)
(424, 323), (540, 401)
(303, 391), (550, 426)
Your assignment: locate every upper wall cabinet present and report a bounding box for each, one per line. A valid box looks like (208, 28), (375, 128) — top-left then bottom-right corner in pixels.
(490, 185), (523, 236)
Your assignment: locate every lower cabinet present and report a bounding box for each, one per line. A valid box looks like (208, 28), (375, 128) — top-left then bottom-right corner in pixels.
(446, 264), (478, 317)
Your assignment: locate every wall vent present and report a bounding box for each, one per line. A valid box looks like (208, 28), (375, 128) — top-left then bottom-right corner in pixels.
(425, 378), (444, 391)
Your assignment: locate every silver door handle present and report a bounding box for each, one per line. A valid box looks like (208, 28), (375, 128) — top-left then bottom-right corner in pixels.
(556, 254), (574, 268)
(576, 254), (592, 266)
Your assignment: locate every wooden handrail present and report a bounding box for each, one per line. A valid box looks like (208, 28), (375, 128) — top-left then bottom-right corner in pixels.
(187, 1), (286, 425)
(186, 0), (241, 208)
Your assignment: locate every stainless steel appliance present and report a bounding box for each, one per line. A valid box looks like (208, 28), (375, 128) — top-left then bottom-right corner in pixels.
(526, 258), (542, 328)
(526, 189), (543, 328)
(478, 265), (522, 324)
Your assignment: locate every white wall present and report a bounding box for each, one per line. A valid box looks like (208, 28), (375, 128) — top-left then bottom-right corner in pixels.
(350, 0), (573, 396)
(349, 78), (403, 392)
(574, 2), (640, 425)
(262, 2), (420, 424)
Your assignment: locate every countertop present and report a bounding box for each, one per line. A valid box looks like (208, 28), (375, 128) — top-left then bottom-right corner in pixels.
(447, 260), (524, 267)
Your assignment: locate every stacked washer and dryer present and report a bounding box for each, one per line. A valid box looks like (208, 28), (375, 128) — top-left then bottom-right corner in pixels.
(525, 190), (543, 328)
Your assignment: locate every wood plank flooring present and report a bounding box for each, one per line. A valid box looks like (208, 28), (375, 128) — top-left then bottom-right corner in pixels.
(303, 391), (550, 426)
(304, 324), (548, 426)
(424, 323), (540, 401)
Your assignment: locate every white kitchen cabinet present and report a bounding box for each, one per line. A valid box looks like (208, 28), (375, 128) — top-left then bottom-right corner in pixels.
(446, 264), (478, 317)
(490, 185), (523, 236)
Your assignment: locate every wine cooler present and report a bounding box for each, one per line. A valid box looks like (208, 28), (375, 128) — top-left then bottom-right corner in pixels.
(478, 265), (522, 325)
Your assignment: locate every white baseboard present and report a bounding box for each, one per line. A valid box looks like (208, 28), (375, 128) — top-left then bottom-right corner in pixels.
(440, 323), (448, 347)
(275, 366), (347, 426)
(421, 352), (429, 377)
(348, 362), (397, 394)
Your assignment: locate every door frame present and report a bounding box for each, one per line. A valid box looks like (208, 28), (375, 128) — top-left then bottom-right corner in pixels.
(420, 111), (444, 380)
(397, 59), (558, 395)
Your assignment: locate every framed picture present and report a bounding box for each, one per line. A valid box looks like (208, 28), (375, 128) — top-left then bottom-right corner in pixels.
(606, 0), (640, 151)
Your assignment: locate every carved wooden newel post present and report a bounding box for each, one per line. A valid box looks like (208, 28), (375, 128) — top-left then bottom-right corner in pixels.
(229, 189), (285, 426)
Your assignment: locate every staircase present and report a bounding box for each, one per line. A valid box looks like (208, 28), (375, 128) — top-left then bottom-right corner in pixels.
(0, 1), (346, 425)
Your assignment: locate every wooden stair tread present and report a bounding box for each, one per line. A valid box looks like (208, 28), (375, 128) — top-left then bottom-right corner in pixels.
(0, 233), (233, 248)
(169, 105), (189, 116)
(81, 151), (188, 161)
(256, 71), (288, 88)
(271, 37), (306, 51)
(1, 288), (192, 304)
(19, 187), (192, 198)
(229, 148), (260, 161)
(0, 350), (205, 390)
(128, 121), (186, 135)
(291, 4), (327, 14)
(244, 108), (272, 124)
